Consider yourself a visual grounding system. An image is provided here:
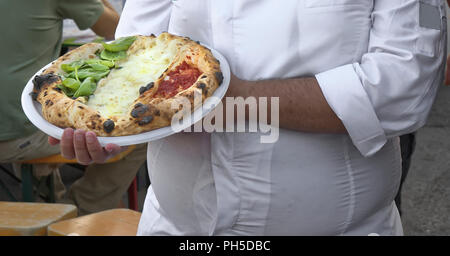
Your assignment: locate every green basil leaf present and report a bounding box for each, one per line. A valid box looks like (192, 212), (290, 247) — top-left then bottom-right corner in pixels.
(73, 69), (109, 82)
(61, 64), (75, 73)
(66, 71), (76, 79)
(57, 83), (75, 97)
(100, 60), (115, 68)
(73, 77), (96, 98)
(61, 60), (85, 73)
(89, 63), (110, 71)
(76, 68), (97, 80)
(85, 59), (100, 65)
(62, 78), (81, 91)
(100, 49), (127, 61)
(85, 59), (114, 68)
(102, 36), (136, 52)
(90, 70), (110, 81)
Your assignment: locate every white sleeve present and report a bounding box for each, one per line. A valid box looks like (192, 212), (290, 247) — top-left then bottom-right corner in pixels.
(115, 0), (172, 39)
(316, 0), (447, 157)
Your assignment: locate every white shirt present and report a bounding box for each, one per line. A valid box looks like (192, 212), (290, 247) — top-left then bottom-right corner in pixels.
(116, 0), (446, 235)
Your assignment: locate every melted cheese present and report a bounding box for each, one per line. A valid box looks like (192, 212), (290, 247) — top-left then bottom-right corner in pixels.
(86, 39), (179, 118)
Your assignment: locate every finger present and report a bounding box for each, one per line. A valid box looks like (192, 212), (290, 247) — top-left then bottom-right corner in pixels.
(73, 130), (92, 165)
(104, 144), (126, 160)
(48, 136), (60, 146)
(85, 131), (108, 163)
(60, 128), (76, 159)
(105, 143), (124, 154)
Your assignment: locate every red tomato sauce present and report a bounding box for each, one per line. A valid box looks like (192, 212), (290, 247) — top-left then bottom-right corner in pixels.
(155, 61), (201, 98)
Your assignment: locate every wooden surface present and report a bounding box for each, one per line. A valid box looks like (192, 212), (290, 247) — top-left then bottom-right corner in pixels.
(0, 202), (77, 236)
(21, 145), (136, 164)
(47, 208), (141, 236)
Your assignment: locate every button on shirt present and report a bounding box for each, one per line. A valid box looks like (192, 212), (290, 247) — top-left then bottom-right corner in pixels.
(116, 0), (446, 235)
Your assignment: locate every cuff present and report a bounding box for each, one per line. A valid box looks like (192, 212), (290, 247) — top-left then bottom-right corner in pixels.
(315, 64), (387, 157)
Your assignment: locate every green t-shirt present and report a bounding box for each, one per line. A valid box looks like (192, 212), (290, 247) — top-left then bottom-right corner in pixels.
(0, 0), (104, 141)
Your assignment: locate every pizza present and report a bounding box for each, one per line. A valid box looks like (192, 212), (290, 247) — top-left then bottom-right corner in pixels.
(31, 32), (223, 136)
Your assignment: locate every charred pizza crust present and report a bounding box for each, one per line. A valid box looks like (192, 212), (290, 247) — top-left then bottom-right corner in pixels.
(32, 33), (223, 136)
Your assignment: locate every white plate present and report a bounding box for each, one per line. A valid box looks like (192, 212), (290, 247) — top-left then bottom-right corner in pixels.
(21, 47), (230, 146)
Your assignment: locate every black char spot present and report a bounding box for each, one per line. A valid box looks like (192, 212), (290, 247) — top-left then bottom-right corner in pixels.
(53, 87), (62, 93)
(139, 82), (154, 95)
(138, 116), (153, 126)
(131, 104), (149, 118)
(139, 86), (147, 94)
(103, 119), (115, 133)
(134, 103), (144, 109)
(197, 83), (206, 90)
(32, 74), (59, 91)
(215, 72), (223, 85)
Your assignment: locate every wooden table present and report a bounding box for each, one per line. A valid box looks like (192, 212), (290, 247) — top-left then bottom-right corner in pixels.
(0, 202), (77, 236)
(47, 208), (141, 236)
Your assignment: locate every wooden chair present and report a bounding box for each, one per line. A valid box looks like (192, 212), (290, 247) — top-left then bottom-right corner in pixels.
(0, 201), (77, 236)
(47, 208), (141, 236)
(18, 145), (139, 210)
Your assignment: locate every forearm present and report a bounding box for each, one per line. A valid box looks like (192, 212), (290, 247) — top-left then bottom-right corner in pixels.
(227, 76), (347, 134)
(91, 0), (120, 40)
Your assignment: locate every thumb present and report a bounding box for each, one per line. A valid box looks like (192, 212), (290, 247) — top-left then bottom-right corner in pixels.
(104, 144), (126, 155)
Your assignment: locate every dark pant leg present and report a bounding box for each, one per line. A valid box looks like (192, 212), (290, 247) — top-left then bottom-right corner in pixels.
(396, 133), (416, 216)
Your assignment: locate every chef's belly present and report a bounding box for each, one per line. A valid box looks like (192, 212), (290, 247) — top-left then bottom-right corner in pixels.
(142, 129), (402, 235)
(263, 129), (402, 235)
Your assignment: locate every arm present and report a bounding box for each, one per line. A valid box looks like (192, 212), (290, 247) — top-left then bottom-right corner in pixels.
(90, 0), (120, 40)
(229, 0), (446, 157)
(226, 74), (346, 134)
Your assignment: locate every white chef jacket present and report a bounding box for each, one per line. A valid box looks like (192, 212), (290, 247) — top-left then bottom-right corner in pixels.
(116, 0), (447, 235)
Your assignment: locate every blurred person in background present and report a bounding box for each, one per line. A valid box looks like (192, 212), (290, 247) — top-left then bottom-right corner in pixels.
(0, 0), (146, 215)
